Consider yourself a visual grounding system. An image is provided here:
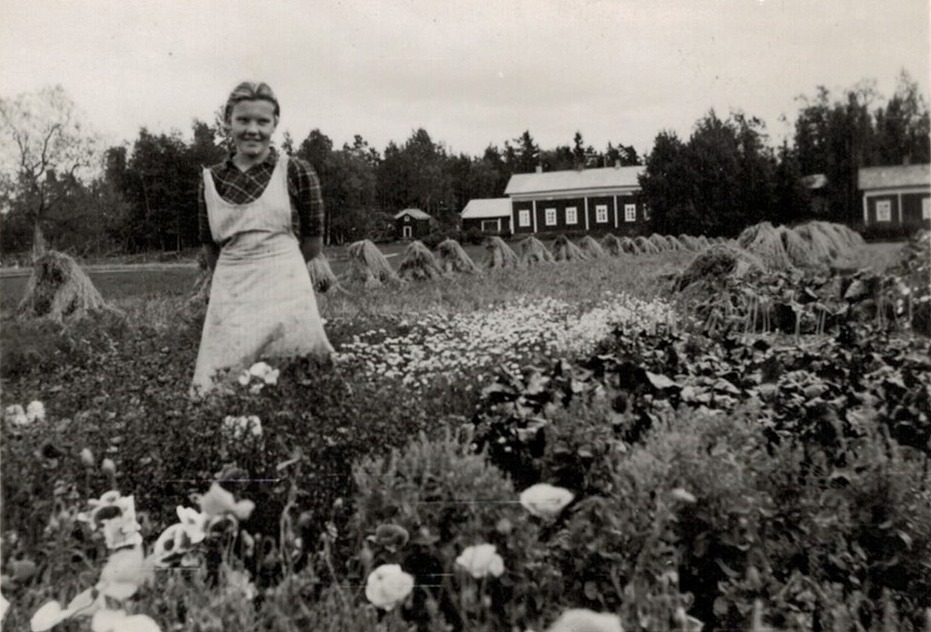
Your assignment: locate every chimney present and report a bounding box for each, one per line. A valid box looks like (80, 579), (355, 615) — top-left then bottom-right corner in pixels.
(535, 164), (543, 173)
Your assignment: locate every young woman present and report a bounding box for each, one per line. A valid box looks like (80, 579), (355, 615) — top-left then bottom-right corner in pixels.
(191, 81), (333, 395)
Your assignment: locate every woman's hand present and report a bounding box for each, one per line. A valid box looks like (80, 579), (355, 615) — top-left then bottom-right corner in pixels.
(300, 235), (324, 262)
(202, 243), (220, 271)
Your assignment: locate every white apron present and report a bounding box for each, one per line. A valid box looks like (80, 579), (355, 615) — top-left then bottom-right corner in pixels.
(191, 155), (333, 396)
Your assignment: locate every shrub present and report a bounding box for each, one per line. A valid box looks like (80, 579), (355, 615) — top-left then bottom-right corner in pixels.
(349, 426), (564, 630)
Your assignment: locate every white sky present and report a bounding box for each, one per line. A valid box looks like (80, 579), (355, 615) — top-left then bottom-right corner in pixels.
(1, 0), (928, 158)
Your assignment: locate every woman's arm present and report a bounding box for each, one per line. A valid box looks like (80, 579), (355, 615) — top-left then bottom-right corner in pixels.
(290, 158), (325, 261)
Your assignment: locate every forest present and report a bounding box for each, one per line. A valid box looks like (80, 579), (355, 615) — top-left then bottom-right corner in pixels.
(1, 72), (928, 259)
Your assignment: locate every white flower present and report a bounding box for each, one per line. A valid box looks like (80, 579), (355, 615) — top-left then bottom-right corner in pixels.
(237, 371), (251, 386)
(1, 592), (9, 623)
(193, 482), (255, 521)
(5, 404), (28, 426)
(519, 483), (575, 519)
(364, 564), (415, 611)
(248, 361), (280, 385)
(177, 506), (207, 544)
(26, 401), (46, 423)
(97, 546), (146, 600)
(30, 600), (71, 631)
(455, 544), (505, 579)
(546, 609), (624, 632)
(221, 415), (262, 440)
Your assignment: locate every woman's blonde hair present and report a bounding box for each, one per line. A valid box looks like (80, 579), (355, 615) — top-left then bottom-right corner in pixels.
(222, 81), (280, 126)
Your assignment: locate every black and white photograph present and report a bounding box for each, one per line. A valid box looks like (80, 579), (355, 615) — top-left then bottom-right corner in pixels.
(1, 1), (929, 630)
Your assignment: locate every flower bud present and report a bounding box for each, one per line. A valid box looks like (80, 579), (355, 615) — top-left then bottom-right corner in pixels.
(101, 458), (116, 476)
(80, 448), (95, 468)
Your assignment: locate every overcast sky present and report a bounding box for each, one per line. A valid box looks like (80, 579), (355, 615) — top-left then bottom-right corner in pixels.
(1, 0), (928, 159)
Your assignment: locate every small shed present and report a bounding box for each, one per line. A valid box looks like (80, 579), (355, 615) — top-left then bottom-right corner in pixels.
(394, 208), (434, 240)
(858, 164), (930, 229)
(461, 198), (513, 234)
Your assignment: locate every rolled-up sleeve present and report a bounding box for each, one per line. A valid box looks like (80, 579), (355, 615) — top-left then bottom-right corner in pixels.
(289, 158), (325, 238)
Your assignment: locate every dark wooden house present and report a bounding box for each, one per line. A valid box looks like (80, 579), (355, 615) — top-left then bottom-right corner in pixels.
(858, 164), (930, 230)
(394, 208), (435, 240)
(503, 165), (649, 236)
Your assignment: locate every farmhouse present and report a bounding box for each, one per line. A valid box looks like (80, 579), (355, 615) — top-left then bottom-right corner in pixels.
(504, 165), (649, 236)
(460, 198), (513, 234)
(394, 208), (435, 240)
(858, 164), (931, 230)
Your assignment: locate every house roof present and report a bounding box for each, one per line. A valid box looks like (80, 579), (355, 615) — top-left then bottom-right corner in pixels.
(505, 166), (644, 197)
(394, 208), (432, 220)
(461, 198), (512, 219)
(858, 164), (931, 191)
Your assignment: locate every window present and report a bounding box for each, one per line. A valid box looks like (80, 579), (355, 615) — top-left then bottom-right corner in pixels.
(518, 209), (531, 227)
(545, 208), (557, 226)
(876, 200), (891, 222)
(565, 206), (578, 225)
(923, 198), (930, 221)
(481, 219), (500, 232)
(595, 204), (608, 223)
(625, 204), (637, 222)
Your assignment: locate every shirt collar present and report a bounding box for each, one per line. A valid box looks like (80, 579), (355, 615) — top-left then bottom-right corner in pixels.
(223, 146), (279, 170)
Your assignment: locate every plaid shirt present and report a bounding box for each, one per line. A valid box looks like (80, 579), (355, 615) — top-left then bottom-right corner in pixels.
(197, 148), (324, 244)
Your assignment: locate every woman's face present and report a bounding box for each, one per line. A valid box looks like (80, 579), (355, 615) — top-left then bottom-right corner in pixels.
(228, 99), (278, 159)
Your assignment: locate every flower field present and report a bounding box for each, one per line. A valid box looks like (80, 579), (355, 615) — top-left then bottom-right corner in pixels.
(1, 234), (930, 632)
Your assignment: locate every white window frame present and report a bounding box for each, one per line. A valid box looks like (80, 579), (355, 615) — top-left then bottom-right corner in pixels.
(481, 219), (500, 232)
(595, 204), (608, 224)
(565, 206), (578, 225)
(922, 198), (930, 220)
(876, 200), (891, 222)
(624, 204), (637, 222)
(545, 207), (557, 226)
(518, 209), (531, 227)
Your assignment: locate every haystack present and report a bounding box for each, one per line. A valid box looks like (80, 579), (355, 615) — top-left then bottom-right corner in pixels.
(678, 234), (702, 250)
(435, 238), (480, 274)
(398, 241), (445, 281)
(600, 234), (624, 256)
(307, 254), (342, 293)
(675, 244), (765, 292)
(695, 235), (711, 249)
(779, 226), (821, 268)
(664, 235), (685, 251)
(633, 236), (660, 254)
(482, 236), (520, 269)
(344, 240), (404, 287)
(579, 235), (606, 258)
(552, 235), (589, 262)
(793, 223), (838, 263)
(736, 222), (793, 271)
(619, 237), (638, 254)
(648, 233), (671, 251)
(519, 236), (555, 266)
(17, 250), (121, 321)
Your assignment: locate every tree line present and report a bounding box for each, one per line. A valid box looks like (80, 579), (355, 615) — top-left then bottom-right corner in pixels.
(1, 72), (927, 258)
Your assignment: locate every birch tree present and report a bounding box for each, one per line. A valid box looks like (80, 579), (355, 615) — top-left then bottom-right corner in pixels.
(0, 85), (100, 258)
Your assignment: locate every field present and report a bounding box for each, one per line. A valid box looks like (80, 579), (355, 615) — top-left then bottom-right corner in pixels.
(1, 235), (929, 632)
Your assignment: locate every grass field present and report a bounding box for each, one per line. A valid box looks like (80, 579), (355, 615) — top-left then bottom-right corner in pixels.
(0, 240), (906, 316)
